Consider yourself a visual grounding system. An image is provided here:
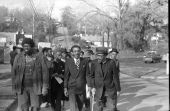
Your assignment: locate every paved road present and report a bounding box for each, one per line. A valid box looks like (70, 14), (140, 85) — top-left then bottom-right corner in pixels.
(0, 78), (15, 111)
(40, 74), (169, 111)
(119, 58), (166, 69)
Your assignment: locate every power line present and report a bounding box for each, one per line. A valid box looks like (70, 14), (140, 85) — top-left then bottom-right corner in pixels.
(27, 0), (39, 19)
(30, 0), (40, 18)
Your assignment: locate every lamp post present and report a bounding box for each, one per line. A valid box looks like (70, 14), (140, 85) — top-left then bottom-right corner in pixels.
(166, 53), (169, 75)
(32, 13), (35, 40)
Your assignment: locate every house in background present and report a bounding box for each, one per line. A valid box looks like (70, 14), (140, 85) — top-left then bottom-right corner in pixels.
(80, 34), (112, 47)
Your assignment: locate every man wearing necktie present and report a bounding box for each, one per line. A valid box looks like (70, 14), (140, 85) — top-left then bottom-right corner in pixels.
(64, 45), (91, 111)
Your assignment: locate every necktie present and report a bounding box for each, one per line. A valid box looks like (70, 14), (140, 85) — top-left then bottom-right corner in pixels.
(75, 59), (80, 69)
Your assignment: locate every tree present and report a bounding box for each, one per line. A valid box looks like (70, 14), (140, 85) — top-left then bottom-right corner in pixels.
(122, 0), (168, 51)
(0, 6), (8, 22)
(61, 6), (78, 35)
(78, 0), (130, 49)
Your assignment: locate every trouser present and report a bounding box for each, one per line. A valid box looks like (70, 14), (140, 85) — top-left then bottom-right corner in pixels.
(17, 87), (40, 111)
(95, 96), (117, 111)
(94, 91), (117, 111)
(41, 89), (50, 103)
(69, 92), (86, 111)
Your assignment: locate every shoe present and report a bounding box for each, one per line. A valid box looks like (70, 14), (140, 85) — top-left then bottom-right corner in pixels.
(113, 107), (118, 111)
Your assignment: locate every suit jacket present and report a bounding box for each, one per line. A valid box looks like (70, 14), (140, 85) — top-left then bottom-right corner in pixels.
(64, 57), (90, 94)
(12, 52), (49, 95)
(90, 58), (121, 99)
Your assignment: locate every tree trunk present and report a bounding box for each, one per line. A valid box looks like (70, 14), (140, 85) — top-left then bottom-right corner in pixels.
(111, 32), (118, 48)
(107, 27), (110, 47)
(102, 32), (104, 47)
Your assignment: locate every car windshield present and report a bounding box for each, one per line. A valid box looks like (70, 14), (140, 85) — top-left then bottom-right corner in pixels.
(146, 51), (157, 57)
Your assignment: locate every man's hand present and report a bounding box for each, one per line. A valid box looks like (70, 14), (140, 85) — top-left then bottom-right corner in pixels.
(88, 87), (92, 92)
(52, 73), (59, 77)
(64, 88), (68, 97)
(42, 87), (48, 96)
(117, 91), (120, 96)
(91, 88), (96, 95)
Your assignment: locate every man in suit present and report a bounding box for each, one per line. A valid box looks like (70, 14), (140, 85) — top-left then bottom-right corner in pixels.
(108, 48), (120, 110)
(89, 47), (121, 111)
(64, 45), (91, 111)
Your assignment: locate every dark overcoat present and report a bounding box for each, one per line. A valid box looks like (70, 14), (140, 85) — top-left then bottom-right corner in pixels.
(12, 52), (49, 95)
(90, 58), (121, 99)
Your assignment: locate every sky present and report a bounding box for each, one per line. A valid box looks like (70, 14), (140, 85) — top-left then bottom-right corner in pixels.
(0, 0), (138, 21)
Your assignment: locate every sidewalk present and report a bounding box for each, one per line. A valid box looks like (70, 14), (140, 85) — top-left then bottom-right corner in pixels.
(0, 78), (16, 111)
(0, 64), (11, 80)
(0, 63), (16, 111)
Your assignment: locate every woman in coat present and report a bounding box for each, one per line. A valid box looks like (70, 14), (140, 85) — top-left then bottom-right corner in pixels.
(12, 38), (49, 111)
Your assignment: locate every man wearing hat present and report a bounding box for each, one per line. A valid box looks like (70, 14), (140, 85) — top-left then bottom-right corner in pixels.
(10, 46), (17, 66)
(109, 48), (120, 76)
(83, 49), (95, 110)
(84, 49), (95, 60)
(89, 47), (121, 111)
(109, 48), (120, 110)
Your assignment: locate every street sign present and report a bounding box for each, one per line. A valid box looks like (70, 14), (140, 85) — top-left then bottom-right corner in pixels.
(38, 42), (51, 49)
(0, 38), (6, 42)
(25, 34), (32, 39)
(0, 38), (6, 47)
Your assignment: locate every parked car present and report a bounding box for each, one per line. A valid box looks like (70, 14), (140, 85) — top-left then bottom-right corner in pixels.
(143, 51), (162, 63)
(162, 53), (169, 63)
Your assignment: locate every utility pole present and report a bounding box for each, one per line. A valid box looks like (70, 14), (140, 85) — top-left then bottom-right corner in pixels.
(166, 53), (169, 75)
(33, 13), (35, 40)
(102, 31), (104, 47)
(84, 17), (87, 36)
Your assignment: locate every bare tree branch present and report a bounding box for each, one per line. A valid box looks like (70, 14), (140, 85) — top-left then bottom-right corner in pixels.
(78, 0), (118, 23)
(75, 10), (97, 23)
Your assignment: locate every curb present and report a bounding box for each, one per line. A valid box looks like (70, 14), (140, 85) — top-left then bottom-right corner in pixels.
(4, 99), (17, 111)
